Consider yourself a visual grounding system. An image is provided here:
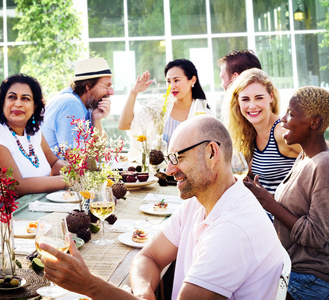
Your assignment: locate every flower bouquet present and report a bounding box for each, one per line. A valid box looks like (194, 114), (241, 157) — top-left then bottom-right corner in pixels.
(0, 167), (19, 276)
(55, 117), (125, 241)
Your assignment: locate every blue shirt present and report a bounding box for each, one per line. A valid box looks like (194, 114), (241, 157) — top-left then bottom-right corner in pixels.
(41, 87), (91, 151)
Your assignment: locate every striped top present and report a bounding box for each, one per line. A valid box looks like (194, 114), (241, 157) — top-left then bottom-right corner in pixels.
(251, 119), (296, 195)
(163, 116), (181, 146)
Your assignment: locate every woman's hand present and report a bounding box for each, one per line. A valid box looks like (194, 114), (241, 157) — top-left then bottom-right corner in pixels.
(244, 175), (276, 211)
(132, 71), (153, 95)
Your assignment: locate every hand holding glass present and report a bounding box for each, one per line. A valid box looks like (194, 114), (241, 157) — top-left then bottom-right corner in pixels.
(89, 186), (116, 245)
(35, 217), (69, 298)
(231, 152), (249, 180)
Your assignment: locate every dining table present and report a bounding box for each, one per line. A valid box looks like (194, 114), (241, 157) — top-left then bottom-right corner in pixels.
(2, 178), (180, 300)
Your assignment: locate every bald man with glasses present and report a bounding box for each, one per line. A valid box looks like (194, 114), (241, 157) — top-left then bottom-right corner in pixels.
(39, 115), (285, 300)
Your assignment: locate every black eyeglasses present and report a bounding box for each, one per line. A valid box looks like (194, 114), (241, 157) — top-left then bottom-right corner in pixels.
(164, 140), (220, 165)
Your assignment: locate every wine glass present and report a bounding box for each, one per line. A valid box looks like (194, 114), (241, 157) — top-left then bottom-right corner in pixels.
(35, 217), (69, 298)
(89, 186), (116, 245)
(231, 151), (249, 180)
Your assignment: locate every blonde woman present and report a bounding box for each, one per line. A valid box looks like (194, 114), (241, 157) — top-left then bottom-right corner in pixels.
(226, 68), (300, 195)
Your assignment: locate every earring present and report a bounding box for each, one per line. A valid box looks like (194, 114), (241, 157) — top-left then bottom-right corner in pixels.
(192, 84), (194, 88)
(32, 114), (36, 124)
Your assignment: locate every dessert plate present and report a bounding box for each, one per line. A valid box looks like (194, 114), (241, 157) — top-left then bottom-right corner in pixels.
(14, 220), (36, 238)
(118, 231), (153, 248)
(125, 177), (158, 191)
(139, 203), (180, 216)
(46, 191), (80, 203)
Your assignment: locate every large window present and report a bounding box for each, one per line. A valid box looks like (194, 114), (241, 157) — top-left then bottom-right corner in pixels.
(0, 0), (328, 137)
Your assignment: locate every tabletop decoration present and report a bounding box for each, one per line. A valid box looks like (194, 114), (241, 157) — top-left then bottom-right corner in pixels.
(55, 117), (125, 240)
(0, 167), (19, 276)
(145, 84), (171, 153)
(136, 134), (149, 172)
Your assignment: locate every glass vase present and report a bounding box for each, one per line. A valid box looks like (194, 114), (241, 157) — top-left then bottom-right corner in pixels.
(141, 151), (149, 172)
(1, 218), (15, 276)
(152, 134), (167, 154)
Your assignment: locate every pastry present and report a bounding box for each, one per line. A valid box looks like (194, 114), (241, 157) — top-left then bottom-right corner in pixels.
(26, 221), (38, 233)
(153, 199), (168, 211)
(132, 229), (148, 243)
(63, 189), (75, 200)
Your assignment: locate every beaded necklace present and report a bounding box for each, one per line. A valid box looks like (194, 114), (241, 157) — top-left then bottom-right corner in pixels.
(7, 125), (40, 168)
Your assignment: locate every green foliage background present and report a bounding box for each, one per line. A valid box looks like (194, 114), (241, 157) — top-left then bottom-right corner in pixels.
(14, 0), (84, 99)
(319, 0), (329, 70)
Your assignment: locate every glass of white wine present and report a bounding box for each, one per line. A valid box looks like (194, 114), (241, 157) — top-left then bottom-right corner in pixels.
(89, 186), (116, 245)
(35, 217), (69, 298)
(231, 151), (249, 180)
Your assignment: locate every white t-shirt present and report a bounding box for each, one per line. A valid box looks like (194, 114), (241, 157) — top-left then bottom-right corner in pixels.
(0, 123), (51, 178)
(162, 180), (284, 300)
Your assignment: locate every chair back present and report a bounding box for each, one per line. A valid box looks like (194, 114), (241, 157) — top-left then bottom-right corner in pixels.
(276, 249), (291, 300)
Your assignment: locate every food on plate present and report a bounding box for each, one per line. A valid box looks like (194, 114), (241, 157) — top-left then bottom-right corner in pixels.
(149, 149), (164, 165)
(132, 229), (149, 243)
(120, 171), (136, 182)
(118, 154), (128, 162)
(63, 189), (75, 200)
(0, 276), (21, 288)
(128, 166), (136, 171)
(26, 221), (38, 233)
(126, 175), (138, 183)
(136, 173), (149, 182)
(153, 199), (168, 211)
(135, 165), (142, 172)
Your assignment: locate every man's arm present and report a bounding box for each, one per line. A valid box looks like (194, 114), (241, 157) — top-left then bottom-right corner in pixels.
(40, 234), (138, 300)
(130, 231), (178, 299)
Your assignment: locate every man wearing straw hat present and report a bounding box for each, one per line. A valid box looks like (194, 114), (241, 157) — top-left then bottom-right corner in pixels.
(42, 57), (113, 151)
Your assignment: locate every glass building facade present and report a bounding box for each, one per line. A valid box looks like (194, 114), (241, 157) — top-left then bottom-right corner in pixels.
(0, 0), (328, 139)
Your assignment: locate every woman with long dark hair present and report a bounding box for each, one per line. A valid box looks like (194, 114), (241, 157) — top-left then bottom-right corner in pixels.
(119, 59), (213, 159)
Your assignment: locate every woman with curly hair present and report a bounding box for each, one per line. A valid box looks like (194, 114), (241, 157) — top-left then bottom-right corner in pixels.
(245, 86), (329, 299)
(225, 68), (300, 195)
(0, 74), (67, 196)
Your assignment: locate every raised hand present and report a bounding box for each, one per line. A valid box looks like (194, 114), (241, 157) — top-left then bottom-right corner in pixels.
(132, 71), (154, 95)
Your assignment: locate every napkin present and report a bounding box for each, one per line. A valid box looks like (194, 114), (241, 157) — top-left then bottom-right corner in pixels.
(110, 219), (163, 233)
(0, 238), (35, 255)
(29, 200), (79, 212)
(142, 193), (183, 205)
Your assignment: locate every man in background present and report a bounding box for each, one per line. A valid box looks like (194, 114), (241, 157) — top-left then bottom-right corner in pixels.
(42, 57), (113, 150)
(218, 49), (262, 90)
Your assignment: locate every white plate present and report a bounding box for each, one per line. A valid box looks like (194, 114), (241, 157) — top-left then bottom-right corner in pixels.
(0, 276), (26, 290)
(139, 203), (180, 216)
(118, 231), (153, 248)
(46, 191), (80, 203)
(125, 177), (158, 191)
(14, 221), (36, 238)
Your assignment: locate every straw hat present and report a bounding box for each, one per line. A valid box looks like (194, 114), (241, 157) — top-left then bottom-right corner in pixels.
(72, 57), (112, 82)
